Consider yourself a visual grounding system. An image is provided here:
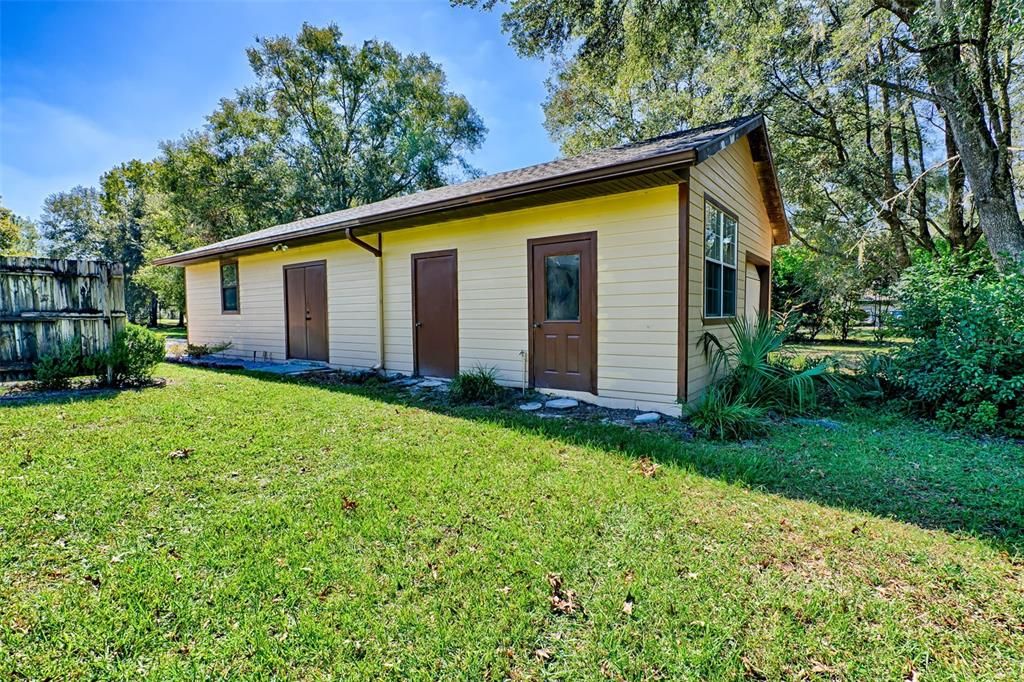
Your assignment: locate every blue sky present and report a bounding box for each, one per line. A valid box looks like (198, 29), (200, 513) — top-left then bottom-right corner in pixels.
(0, 0), (558, 219)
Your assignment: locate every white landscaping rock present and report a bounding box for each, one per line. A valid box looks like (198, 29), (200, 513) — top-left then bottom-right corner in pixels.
(418, 379), (444, 388)
(544, 398), (579, 410)
(634, 412), (661, 424)
(519, 402), (543, 411)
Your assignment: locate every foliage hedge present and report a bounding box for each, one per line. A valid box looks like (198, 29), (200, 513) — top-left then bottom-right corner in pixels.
(90, 324), (166, 386)
(891, 253), (1024, 436)
(33, 337), (85, 390)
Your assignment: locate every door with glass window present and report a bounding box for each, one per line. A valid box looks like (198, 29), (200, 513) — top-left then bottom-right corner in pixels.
(528, 232), (596, 393)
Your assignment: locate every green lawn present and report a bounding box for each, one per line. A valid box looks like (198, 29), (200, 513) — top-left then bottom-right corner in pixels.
(149, 321), (187, 341)
(2, 365), (1023, 680)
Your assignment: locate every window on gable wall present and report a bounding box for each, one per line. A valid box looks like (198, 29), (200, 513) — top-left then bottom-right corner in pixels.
(221, 261), (239, 313)
(704, 201), (738, 318)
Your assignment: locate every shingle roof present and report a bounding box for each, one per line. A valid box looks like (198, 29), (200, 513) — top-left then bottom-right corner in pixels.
(157, 114), (785, 265)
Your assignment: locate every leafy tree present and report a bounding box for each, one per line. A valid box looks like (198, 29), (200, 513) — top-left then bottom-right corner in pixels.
(460, 0), (1022, 268)
(13, 214), (40, 255)
(0, 208), (42, 257)
(860, 0), (1024, 268)
(0, 204), (24, 254)
(161, 23), (487, 242)
(39, 187), (106, 258)
(39, 162), (166, 323)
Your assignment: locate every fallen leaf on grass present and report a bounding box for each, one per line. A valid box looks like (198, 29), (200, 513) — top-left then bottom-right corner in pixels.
(342, 497), (358, 512)
(546, 573), (581, 615)
(633, 457), (659, 478)
(534, 648), (552, 662)
(168, 448), (192, 460)
(622, 593), (635, 615)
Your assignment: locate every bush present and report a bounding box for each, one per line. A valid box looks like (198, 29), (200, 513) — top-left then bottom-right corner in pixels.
(449, 366), (503, 404)
(890, 253), (1024, 436)
(186, 341), (232, 358)
(845, 352), (898, 402)
(686, 386), (769, 440)
(686, 316), (843, 440)
(89, 324), (165, 386)
(33, 337), (84, 389)
(698, 315), (843, 414)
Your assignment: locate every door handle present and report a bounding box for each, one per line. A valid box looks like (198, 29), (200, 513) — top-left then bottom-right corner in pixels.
(415, 321), (423, 328)
(532, 322), (542, 328)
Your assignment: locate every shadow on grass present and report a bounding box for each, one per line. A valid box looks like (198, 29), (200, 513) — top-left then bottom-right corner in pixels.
(181, 366), (1024, 554)
(0, 379), (166, 408)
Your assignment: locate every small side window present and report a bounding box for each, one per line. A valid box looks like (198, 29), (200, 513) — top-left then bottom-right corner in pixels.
(221, 261), (239, 313)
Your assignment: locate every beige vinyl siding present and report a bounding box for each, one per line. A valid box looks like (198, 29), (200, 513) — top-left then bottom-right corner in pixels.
(382, 186), (680, 412)
(181, 133), (774, 413)
(685, 136), (774, 401)
(184, 240), (378, 367)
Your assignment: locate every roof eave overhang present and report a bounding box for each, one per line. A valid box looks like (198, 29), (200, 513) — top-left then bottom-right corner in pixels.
(721, 116), (790, 246)
(154, 149), (699, 266)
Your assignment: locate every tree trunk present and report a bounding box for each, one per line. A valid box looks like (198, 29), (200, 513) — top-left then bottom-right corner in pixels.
(149, 294), (158, 328)
(178, 309), (185, 328)
(943, 116), (968, 251)
(914, 5), (1024, 268)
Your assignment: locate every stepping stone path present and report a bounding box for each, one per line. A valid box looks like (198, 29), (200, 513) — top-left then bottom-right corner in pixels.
(544, 398), (579, 410)
(418, 380), (444, 388)
(519, 402), (543, 411)
(634, 412), (661, 424)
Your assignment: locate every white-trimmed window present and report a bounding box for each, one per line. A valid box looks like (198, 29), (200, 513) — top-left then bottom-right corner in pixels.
(704, 200), (738, 318)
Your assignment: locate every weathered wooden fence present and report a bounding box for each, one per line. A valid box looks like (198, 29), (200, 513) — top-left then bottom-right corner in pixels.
(0, 257), (126, 381)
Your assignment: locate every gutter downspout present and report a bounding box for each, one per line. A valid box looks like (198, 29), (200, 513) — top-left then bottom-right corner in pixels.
(376, 234), (384, 370)
(345, 228), (385, 370)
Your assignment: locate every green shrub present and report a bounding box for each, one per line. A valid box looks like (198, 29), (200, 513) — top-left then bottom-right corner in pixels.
(449, 366), (503, 404)
(890, 253), (1024, 436)
(686, 386), (769, 440)
(89, 324), (165, 386)
(698, 315), (843, 414)
(186, 341), (232, 358)
(33, 337), (84, 389)
(846, 352), (898, 402)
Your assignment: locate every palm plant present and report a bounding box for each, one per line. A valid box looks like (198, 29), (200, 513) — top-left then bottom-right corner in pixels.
(697, 314), (842, 414)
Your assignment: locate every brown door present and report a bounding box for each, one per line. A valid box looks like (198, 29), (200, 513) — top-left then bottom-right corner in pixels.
(284, 261), (328, 362)
(412, 250), (458, 378)
(529, 232), (596, 392)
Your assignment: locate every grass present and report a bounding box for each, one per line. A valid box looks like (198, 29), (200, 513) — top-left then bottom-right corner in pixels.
(2, 364), (1023, 679)
(149, 320), (187, 341)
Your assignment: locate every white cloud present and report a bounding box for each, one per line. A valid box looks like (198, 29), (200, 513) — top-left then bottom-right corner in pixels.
(0, 97), (157, 217)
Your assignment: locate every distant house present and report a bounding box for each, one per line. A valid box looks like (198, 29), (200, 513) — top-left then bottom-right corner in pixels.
(156, 114), (789, 415)
(859, 292), (899, 326)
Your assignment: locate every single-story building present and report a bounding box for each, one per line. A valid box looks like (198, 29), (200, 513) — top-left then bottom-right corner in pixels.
(156, 114), (789, 415)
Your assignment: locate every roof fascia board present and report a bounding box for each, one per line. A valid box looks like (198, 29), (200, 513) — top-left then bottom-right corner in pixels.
(155, 149), (698, 266)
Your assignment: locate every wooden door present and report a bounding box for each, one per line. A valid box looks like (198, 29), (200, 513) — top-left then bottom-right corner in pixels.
(529, 232), (596, 392)
(284, 261), (328, 362)
(412, 250), (458, 378)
